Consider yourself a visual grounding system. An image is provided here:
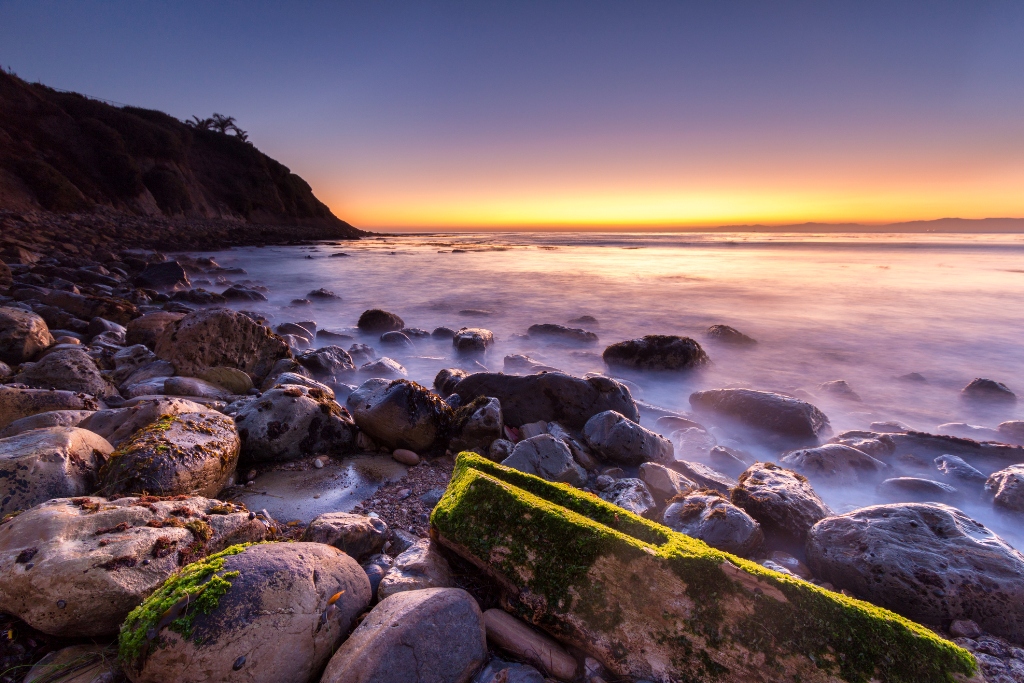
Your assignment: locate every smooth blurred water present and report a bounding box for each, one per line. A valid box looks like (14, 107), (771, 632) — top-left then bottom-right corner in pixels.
(188, 231), (1024, 545)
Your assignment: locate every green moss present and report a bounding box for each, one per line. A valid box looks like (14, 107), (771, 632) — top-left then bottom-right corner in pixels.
(431, 453), (976, 683)
(118, 544), (249, 668)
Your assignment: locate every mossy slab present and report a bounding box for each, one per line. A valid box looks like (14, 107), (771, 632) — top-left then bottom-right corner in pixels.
(431, 453), (979, 683)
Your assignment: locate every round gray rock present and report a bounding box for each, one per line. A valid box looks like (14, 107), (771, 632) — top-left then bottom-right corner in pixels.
(235, 384), (356, 461)
(346, 379), (453, 452)
(583, 410), (673, 466)
(663, 490), (764, 557)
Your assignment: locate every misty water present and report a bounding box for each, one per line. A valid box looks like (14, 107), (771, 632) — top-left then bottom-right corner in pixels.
(189, 231), (1024, 548)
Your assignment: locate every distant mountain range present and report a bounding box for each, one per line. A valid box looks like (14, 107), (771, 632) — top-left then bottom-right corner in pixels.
(702, 218), (1024, 233)
(0, 70), (362, 239)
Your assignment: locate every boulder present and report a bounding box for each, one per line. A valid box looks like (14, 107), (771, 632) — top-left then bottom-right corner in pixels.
(602, 335), (709, 371)
(349, 342), (376, 365)
(779, 443), (889, 485)
(0, 307), (54, 364)
(985, 465), (1024, 513)
(526, 323), (597, 344)
(221, 284), (267, 301)
(961, 378), (1016, 405)
(637, 461), (696, 502)
(162, 376), (233, 400)
(309, 287), (340, 299)
(154, 308), (290, 382)
(0, 427), (111, 515)
(296, 345), (355, 381)
(135, 261), (189, 289)
(121, 361), (175, 395)
(126, 312), (184, 348)
(0, 386), (103, 431)
(432, 453), (977, 683)
(598, 478), (656, 517)
(668, 460), (736, 494)
(120, 542), (370, 683)
(806, 502), (1024, 643)
(887, 431), (1024, 471)
(301, 512), (388, 561)
(346, 379), (452, 452)
(817, 379), (861, 401)
(474, 659), (545, 683)
(357, 309), (405, 333)
(87, 317), (126, 343)
(377, 539), (454, 601)
(934, 454), (988, 488)
(449, 396), (504, 453)
(482, 608), (577, 680)
(877, 477), (960, 503)
(501, 434), (586, 487)
(78, 397), (208, 447)
(454, 372), (638, 430)
(663, 490), (764, 557)
(14, 348), (119, 399)
(689, 388), (831, 446)
(380, 331), (414, 350)
(98, 410), (239, 498)
(731, 462), (832, 544)
(320, 587), (487, 683)
(0, 409), (94, 438)
(453, 327), (494, 354)
(705, 324), (756, 345)
(0, 496), (264, 636)
(582, 410), (673, 466)
(23, 643), (121, 683)
(235, 384), (356, 461)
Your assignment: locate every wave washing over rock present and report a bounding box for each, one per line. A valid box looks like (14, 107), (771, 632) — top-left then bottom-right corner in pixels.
(2, 231), (1024, 682)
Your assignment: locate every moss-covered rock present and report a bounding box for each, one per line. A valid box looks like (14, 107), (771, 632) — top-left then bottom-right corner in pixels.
(431, 452), (979, 683)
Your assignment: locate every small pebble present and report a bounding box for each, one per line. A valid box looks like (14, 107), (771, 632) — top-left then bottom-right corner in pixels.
(314, 458), (324, 469)
(397, 488), (411, 500)
(56, 600), (66, 609)
(392, 448), (420, 466)
(233, 655), (246, 670)
(367, 511), (380, 519)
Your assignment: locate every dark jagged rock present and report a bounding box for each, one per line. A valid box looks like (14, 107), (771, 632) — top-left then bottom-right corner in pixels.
(526, 323), (598, 344)
(689, 388), (831, 446)
(731, 462), (832, 545)
(961, 378), (1016, 405)
(135, 261), (189, 289)
(602, 335), (709, 371)
(357, 309), (404, 333)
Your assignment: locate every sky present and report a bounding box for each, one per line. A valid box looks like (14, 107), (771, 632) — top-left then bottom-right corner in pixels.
(2, 1), (1024, 231)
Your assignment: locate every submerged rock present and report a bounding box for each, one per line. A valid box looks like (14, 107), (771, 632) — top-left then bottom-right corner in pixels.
(817, 379), (861, 401)
(235, 384), (355, 461)
(582, 410), (673, 466)
(453, 327), (494, 354)
(689, 388), (831, 446)
(347, 379), (453, 452)
(0, 306), (54, 364)
(961, 378), (1017, 405)
(807, 502), (1024, 643)
(705, 324), (756, 345)
(663, 490), (764, 558)
(934, 454), (988, 488)
(357, 308), (405, 333)
(731, 462), (832, 545)
(877, 477), (959, 504)
(602, 334), (709, 371)
(779, 443), (889, 485)
(526, 323), (597, 344)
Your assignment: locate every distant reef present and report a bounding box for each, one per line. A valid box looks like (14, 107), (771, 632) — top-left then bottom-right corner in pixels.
(0, 70), (364, 251)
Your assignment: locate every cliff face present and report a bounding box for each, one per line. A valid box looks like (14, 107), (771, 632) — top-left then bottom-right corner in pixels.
(0, 70), (361, 238)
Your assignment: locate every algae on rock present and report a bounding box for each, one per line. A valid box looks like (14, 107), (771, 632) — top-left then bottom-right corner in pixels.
(431, 453), (978, 683)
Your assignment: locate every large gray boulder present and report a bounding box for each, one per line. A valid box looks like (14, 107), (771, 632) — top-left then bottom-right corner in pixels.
(121, 542), (370, 683)
(806, 503), (1024, 643)
(301, 512), (388, 561)
(0, 307), (54, 364)
(730, 462), (832, 545)
(602, 335), (709, 371)
(582, 410), (673, 466)
(235, 384), (356, 461)
(0, 427), (112, 515)
(689, 388), (831, 446)
(154, 308), (290, 382)
(663, 490), (764, 558)
(0, 496), (264, 636)
(986, 465), (1024, 513)
(78, 396), (208, 447)
(98, 410), (239, 497)
(378, 539), (454, 601)
(501, 434), (586, 487)
(779, 443), (889, 485)
(454, 372), (638, 429)
(0, 386), (102, 430)
(320, 587), (488, 683)
(346, 379), (453, 452)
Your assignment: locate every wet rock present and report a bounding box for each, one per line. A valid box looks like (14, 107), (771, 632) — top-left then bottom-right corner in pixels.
(806, 502), (1024, 642)
(125, 311), (184, 348)
(434, 367), (469, 396)
(928, 457), (987, 493)
(359, 357), (407, 378)
(362, 553), (393, 601)
(154, 308), (290, 382)
(275, 322), (315, 346)
(598, 478), (656, 516)
(449, 396), (504, 453)
(779, 443), (889, 485)
(357, 309), (405, 333)
(817, 379), (861, 401)
(0, 496), (264, 636)
(705, 324), (756, 345)
(221, 284), (267, 301)
(877, 477), (959, 503)
(453, 327), (494, 354)
(377, 539), (454, 600)
(582, 410), (673, 466)
(689, 388), (832, 446)
(296, 345), (355, 381)
(163, 376), (233, 400)
(431, 326), (456, 340)
(349, 342), (376, 365)
(301, 512), (388, 561)
(888, 430), (1024, 469)
(871, 420), (912, 433)
(961, 378), (1017, 405)
(321, 587), (486, 683)
(235, 384), (355, 462)
(121, 542), (370, 683)
(708, 445), (755, 477)
(0, 409), (94, 438)
(454, 371), (638, 430)
(655, 415), (706, 431)
(379, 330), (414, 349)
(602, 334), (709, 371)
(638, 461), (696, 502)
(198, 366), (253, 395)
(121, 361), (175, 396)
(0, 386), (102, 430)
(0, 361), (10, 379)
(308, 287), (340, 299)
(663, 490), (764, 557)
(86, 316), (126, 342)
(998, 421), (1024, 444)
(503, 354), (560, 374)
(986, 465), (1024, 513)
(938, 422), (1003, 442)
(731, 462), (832, 545)
(23, 643), (122, 683)
(78, 397), (208, 447)
(526, 323), (597, 344)
(502, 434), (586, 487)
(134, 261), (189, 289)
(668, 460), (736, 494)
(670, 426), (717, 460)
(346, 379), (452, 452)
(0, 426), (111, 515)
(482, 608), (577, 680)
(99, 410), (239, 497)
(828, 430), (897, 460)
(0, 306), (54, 364)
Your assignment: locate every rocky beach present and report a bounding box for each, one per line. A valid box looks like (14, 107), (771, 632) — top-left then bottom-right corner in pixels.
(0, 222), (1023, 683)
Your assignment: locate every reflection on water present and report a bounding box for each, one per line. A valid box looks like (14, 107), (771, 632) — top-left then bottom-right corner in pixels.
(192, 232), (1024, 545)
